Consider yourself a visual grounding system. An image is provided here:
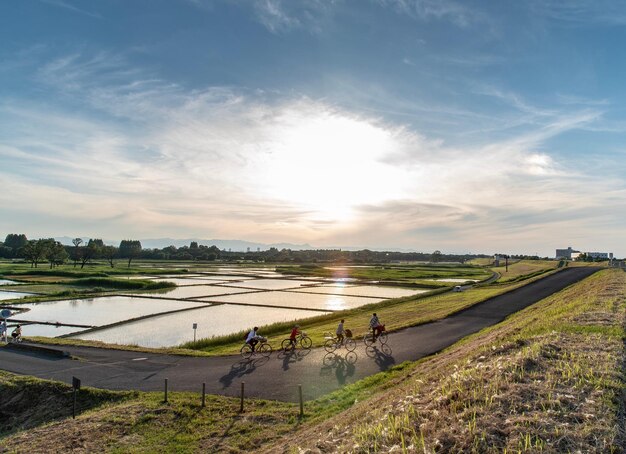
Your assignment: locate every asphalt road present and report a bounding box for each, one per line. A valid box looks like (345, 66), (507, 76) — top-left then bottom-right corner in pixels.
(0, 266), (600, 402)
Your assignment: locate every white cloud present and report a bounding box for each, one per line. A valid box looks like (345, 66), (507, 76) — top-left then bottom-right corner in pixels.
(3, 51), (625, 254)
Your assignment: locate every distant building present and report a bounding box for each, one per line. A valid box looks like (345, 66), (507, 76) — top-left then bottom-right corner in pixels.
(586, 252), (613, 260)
(556, 247), (579, 259)
(556, 247), (613, 260)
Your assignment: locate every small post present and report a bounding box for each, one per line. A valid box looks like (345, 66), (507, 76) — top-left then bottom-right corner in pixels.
(72, 376), (81, 419)
(298, 384), (304, 418)
(202, 382), (206, 408)
(72, 388), (77, 419)
(240, 382), (245, 413)
(164, 378), (168, 403)
(193, 323), (198, 342)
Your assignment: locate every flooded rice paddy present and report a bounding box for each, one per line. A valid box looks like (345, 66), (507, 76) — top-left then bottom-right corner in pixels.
(1, 266), (465, 348)
(70, 304), (329, 348)
(0, 290), (34, 300)
(15, 296), (208, 327)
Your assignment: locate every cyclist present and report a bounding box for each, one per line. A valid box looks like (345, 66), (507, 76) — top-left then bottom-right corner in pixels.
(369, 313), (383, 341)
(288, 324), (300, 349)
(11, 324), (22, 343)
(336, 319), (346, 344)
(245, 326), (260, 352)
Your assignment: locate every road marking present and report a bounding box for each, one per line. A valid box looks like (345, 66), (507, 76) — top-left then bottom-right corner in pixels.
(132, 357), (148, 361)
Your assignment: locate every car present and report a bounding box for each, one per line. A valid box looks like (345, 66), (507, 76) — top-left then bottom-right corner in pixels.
(453, 285), (463, 292)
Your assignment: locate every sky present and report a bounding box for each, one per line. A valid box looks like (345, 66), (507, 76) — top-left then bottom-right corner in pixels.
(1, 0), (625, 256)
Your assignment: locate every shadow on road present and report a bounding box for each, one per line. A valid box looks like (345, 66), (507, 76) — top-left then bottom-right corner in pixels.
(219, 356), (269, 389)
(276, 348), (311, 371)
(320, 351), (357, 385)
(365, 344), (395, 370)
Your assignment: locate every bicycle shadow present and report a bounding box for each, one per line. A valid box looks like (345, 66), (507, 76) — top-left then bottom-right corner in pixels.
(320, 351), (357, 385)
(365, 344), (395, 371)
(276, 348), (311, 371)
(218, 355), (269, 389)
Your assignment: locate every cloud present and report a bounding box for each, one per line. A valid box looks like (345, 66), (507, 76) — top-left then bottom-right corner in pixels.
(3, 50), (626, 254)
(377, 0), (486, 27)
(38, 0), (102, 19)
(530, 0), (626, 26)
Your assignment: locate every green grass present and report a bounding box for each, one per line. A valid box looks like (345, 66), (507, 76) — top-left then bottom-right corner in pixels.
(183, 282), (527, 355)
(277, 263), (492, 283)
(318, 269), (626, 453)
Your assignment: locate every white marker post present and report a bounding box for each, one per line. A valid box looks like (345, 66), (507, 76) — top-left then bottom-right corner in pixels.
(192, 323), (198, 342)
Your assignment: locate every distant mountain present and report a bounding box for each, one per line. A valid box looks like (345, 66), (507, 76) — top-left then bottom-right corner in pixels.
(54, 236), (313, 252)
(139, 238), (314, 252)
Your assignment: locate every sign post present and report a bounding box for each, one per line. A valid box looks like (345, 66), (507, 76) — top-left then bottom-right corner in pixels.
(0, 309), (10, 343)
(192, 323), (198, 342)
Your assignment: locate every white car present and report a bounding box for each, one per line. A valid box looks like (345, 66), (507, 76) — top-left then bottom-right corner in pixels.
(453, 285), (463, 292)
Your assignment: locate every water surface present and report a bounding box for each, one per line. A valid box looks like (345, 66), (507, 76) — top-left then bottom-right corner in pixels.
(200, 291), (382, 311)
(16, 296), (208, 327)
(71, 304), (330, 348)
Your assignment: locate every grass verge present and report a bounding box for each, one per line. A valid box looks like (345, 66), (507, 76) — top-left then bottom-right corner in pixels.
(276, 268), (626, 453)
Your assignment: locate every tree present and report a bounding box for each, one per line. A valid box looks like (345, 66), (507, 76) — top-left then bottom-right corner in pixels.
(4, 234), (28, 257)
(431, 250), (442, 263)
(47, 240), (68, 268)
(72, 238), (83, 268)
(119, 240), (142, 268)
(22, 239), (49, 268)
(102, 245), (118, 268)
(80, 241), (101, 269)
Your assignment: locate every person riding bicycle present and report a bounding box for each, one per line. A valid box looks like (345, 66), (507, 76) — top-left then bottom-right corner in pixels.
(289, 324), (300, 349)
(11, 324), (22, 343)
(246, 326), (260, 352)
(336, 319), (346, 344)
(369, 313), (383, 341)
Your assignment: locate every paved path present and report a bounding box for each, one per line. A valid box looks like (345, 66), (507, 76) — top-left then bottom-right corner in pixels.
(0, 267), (599, 402)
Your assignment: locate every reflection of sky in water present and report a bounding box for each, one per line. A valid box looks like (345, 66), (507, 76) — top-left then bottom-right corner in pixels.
(293, 285), (426, 299)
(0, 291), (33, 300)
(200, 291), (381, 310)
(141, 285), (254, 299)
(15, 323), (85, 338)
(71, 304), (330, 348)
(16, 296), (207, 326)
(220, 279), (316, 290)
(0, 279), (19, 285)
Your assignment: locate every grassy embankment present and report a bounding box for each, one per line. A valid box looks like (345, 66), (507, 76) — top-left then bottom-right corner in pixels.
(277, 268), (626, 453)
(1, 268), (621, 452)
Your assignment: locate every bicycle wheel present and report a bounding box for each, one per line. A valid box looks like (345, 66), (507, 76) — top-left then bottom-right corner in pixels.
(259, 343), (272, 357)
(378, 332), (388, 344)
(344, 338), (356, 351)
(240, 344), (253, 359)
(345, 351), (358, 364)
(281, 339), (293, 351)
(300, 335), (312, 349)
(324, 339), (337, 353)
(364, 333), (375, 347)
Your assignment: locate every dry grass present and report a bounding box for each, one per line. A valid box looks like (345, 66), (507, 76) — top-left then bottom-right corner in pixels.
(271, 269), (626, 453)
(493, 260), (559, 282)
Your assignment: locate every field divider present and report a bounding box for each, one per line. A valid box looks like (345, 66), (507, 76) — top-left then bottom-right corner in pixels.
(55, 303), (226, 338)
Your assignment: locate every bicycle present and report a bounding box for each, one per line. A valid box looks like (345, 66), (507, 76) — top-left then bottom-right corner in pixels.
(324, 330), (356, 353)
(363, 325), (388, 347)
(240, 336), (272, 359)
(281, 332), (312, 351)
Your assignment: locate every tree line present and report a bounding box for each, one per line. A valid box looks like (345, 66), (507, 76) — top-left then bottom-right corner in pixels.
(0, 234), (142, 268)
(0, 233), (504, 266)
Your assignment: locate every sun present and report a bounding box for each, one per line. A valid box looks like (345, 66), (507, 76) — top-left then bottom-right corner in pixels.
(252, 108), (407, 222)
